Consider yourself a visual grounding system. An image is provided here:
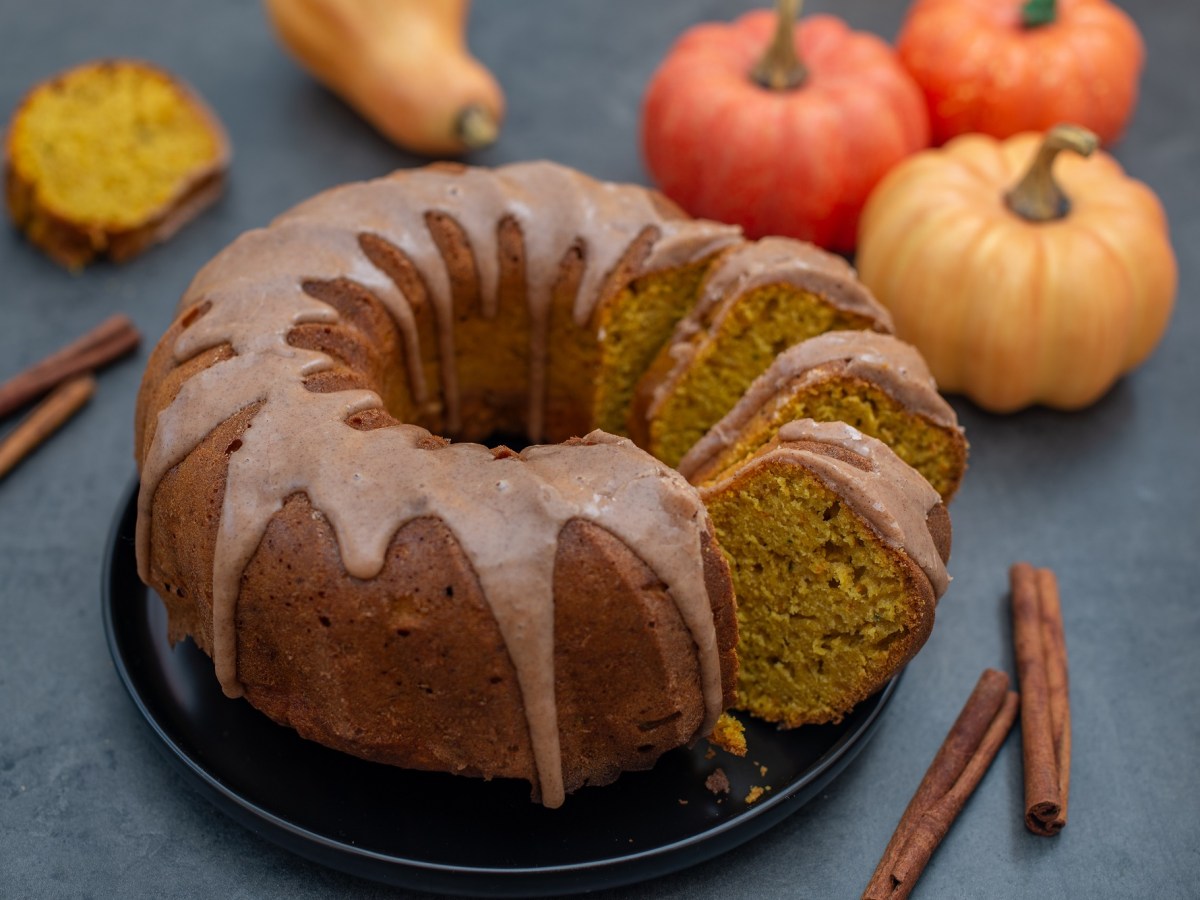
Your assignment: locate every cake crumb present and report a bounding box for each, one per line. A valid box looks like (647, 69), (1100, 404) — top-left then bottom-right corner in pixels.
(744, 785), (765, 804)
(704, 748), (716, 760)
(705, 768), (731, 795)
(759, 765), (768, 777)
(709, 713), (747, 757)
(678, 799), (689, 805)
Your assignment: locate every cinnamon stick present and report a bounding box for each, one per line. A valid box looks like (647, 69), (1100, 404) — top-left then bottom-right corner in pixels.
(0, 375), (96, 480)
(0, 314), (139, 418)
(1011, 562), (1071, 835)
(863, 669), (1019, 900)
(1037, 568), (1071, 828)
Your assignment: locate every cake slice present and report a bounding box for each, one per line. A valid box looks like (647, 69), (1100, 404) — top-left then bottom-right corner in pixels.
(5, 59), (228, 268)
(679, 331), (968, 501)
(630, 237), (893, 467)
(700, 419), (951, 727)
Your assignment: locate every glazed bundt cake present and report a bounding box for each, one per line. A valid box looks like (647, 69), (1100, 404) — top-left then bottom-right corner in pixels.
(630, 237), (894, 467)
(135, 161), (958, 807)
(679, 331), (969, 501)
(136, 161), (742, 808)
(702, 419), (951, 726)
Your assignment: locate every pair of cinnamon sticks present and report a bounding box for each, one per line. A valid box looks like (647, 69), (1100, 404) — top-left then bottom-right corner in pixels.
(0, 314), (140, 481)
(862, 563), (1071, 899)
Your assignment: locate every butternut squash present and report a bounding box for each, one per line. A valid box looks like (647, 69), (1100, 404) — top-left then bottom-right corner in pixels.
(263, 0), (504, 156)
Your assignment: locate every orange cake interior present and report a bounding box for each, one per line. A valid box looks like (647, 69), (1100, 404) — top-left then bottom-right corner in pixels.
(679, 331), (968, 501)
(701, 420), (951, 726)
(5, 59), (228, 267)
(631, 237), (894, 468)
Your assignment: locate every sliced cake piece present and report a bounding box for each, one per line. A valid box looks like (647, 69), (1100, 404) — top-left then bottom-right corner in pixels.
(586, 251), (726, 439)
(701, 419), (951, 727)
(679, 331), (968, 502)
(5, 59), (228, 269)
(631, 237), (893, 467)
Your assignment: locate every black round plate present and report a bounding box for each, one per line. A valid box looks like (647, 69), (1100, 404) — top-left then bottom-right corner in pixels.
(103, 481), (898, 897)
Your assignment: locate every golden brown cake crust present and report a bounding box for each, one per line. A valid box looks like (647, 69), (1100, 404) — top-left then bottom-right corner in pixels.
(4, 59), (229, 268)
(141, 393), (738, 797)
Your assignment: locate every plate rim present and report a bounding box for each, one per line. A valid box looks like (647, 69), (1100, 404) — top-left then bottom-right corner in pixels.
(103, 477), (899, 896)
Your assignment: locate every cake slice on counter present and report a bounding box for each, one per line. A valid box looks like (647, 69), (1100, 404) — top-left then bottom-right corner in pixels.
(5, 59), (228, 268)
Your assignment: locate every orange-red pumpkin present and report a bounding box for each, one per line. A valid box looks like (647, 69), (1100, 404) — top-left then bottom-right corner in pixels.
(641, 1), (929, 253)
(896, 0), (1144, 146)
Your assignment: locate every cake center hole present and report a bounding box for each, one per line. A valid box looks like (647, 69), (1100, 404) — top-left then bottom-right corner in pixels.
(480, 429), (534, 452)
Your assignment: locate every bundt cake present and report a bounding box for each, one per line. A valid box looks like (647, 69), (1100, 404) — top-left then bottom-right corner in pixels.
(5, 59), (228, 269)
(134, 161), (956, 807)
(701, 419), (951, 727)
(678, 331), (968, 501)
(630, 237), (894, 468)
(135, 161), (743, 808)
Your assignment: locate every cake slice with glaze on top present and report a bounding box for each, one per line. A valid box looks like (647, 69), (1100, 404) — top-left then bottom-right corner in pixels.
(701, 418), (951, 727)
(630, 237), (893, 467)
(679, 331), (968, 502)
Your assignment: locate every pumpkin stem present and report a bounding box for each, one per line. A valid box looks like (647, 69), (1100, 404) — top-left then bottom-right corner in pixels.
(751, 0), (807, 91)
(1005, 124), (1099, 222)
(1021, 0), (1057, 28)
(456, 105), (499, 150)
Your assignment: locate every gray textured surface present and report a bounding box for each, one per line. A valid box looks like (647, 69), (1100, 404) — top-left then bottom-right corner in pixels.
(1, 1), (1197, 897)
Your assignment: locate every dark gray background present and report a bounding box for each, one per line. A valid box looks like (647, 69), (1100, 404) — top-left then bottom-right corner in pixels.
(1, 1), (1196, 897)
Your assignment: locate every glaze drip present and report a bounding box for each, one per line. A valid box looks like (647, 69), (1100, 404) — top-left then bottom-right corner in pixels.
(266, 163), (737, 438)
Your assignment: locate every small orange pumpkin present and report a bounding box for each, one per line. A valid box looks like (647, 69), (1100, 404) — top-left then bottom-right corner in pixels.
(896, 0), (1144, 146)
(641, 0), (928, 252)
(856, 125), (1176, 413)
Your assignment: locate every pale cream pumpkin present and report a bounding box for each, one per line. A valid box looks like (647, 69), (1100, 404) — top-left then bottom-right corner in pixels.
(857, 125), (1176, 413)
